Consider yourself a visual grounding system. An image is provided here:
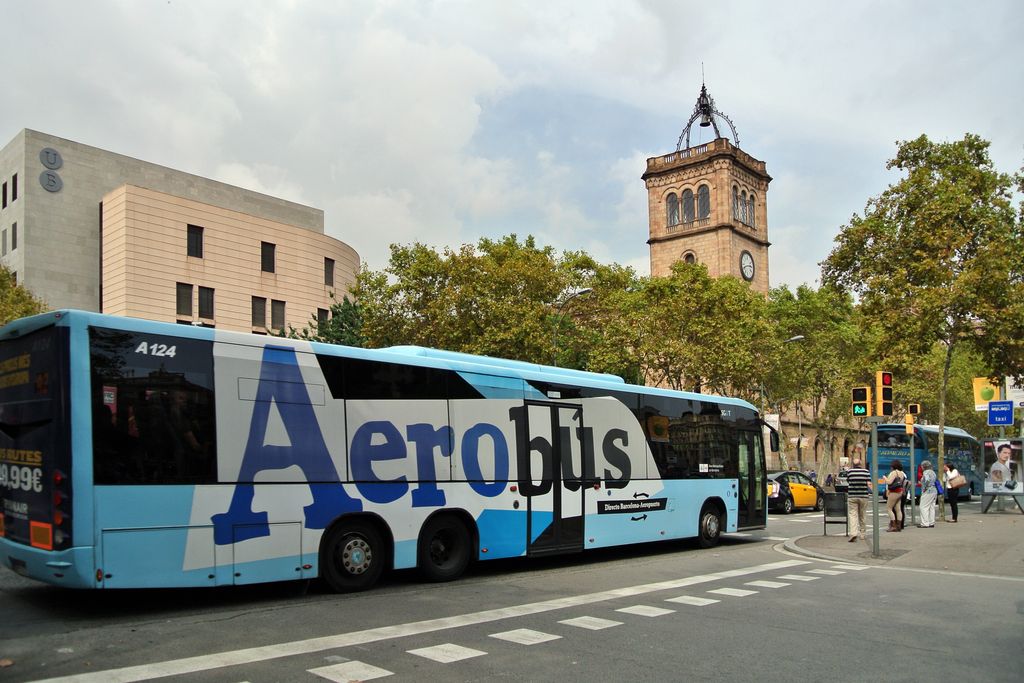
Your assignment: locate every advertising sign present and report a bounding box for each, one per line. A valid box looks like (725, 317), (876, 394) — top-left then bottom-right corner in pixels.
(983, 440), (1021, 495)
(973, 377), (1001, 411)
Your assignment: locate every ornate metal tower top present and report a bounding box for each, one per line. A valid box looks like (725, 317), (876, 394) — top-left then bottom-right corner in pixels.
(676, 83), (740, 151)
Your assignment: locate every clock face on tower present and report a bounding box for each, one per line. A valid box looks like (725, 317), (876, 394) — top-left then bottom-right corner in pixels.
(740, 251), (755, 281)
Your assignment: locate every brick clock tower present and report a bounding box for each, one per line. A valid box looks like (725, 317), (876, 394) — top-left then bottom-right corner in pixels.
(643, 84), (771, 294)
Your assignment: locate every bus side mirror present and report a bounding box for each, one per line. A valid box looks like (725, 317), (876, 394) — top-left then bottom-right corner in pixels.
(770, 430), (780, 453)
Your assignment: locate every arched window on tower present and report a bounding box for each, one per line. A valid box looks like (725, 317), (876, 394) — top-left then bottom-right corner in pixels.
(666, 193), (679, 226)
(682, 189), (695, 223)
(697, 185), (710, 220)
(740, 190), (748, 224)
(748, 193), (756, 228)
(683, 251), (697, 264)
(732, 186), (740, 220)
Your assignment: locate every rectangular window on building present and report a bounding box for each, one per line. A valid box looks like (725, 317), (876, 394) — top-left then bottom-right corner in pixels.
(324, 257), (335, 287)
(271, 299), (285, 330)
(176, 282), (193, 317)
(2, 182), (6, 209)
(317, 308), (329, 325)
(11, 174), (16, 201)
(11, 223), (15, 251)
(252, 296), (266, 328)
(2, 229), (7, 256)
(261, 242), (276, 273)
(198, 286), (214, 319)
(187, 224), (204, 258)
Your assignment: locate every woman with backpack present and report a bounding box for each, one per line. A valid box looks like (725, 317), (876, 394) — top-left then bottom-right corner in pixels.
(884, 460), (906, 532)
(917, 460), (938, 528)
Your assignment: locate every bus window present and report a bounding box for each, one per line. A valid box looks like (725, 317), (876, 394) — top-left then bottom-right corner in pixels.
(89, 327), (216, 485)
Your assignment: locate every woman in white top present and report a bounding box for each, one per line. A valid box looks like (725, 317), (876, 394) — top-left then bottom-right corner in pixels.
(943, 462), (960, 522)
(917, 460), (938, 528)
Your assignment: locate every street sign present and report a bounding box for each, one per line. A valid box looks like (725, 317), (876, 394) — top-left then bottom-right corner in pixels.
(987, 400), (1014, 426)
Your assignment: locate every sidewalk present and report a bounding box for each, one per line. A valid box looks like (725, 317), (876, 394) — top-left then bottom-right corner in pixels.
(785, 502), (1024, 577)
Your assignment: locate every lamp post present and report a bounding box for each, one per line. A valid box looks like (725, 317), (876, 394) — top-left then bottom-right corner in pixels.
(551, 288), (592, 365)
(784, 335), (805, 468)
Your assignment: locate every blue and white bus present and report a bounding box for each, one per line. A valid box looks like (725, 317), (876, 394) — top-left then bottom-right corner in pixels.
(0, 310), (769, 592)
(871, 423), (981, 500)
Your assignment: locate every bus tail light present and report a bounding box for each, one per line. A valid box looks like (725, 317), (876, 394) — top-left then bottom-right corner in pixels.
(52, 468), (72, 550)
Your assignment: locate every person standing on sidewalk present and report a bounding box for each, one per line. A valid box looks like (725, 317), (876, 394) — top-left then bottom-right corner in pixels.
(846, 458), (872, 542)
(884, 461), (906, 532)
(917, 460), (937, 528)
(943, 462), (960, 522)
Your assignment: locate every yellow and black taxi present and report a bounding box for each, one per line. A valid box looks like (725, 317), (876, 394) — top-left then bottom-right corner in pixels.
(767, 470), (825, 513)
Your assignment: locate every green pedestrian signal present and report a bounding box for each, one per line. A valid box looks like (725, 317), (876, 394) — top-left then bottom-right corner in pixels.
(852, 386), (871, 417)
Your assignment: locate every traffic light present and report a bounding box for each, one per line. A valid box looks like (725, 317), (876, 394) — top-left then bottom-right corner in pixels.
(851, 386), (871, 417)
(908, 403), (921, 415)
(875, 371), (894, 417)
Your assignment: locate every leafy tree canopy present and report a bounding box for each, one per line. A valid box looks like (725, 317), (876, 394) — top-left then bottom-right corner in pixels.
(0, 266), (47, 326)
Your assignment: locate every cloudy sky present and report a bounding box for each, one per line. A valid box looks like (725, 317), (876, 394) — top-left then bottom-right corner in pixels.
(5, 0), (1022, 289)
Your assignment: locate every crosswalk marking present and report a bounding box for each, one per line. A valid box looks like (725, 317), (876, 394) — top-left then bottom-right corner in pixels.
(309, 661), (393, 681)
(745, 580), (790, 588)
(725, 532), (753, 537)
(559, 616), (622, 630)
(490, 629), (561, 645)
(29, 559), (810, 683)
(763, 536), (790, 541)
(777, 574), (820, 581)
(616, 605), (675, 617)
(407, 643), (487, 663)
(708, 587), (758, 597)
(807, 569), (845, 576)
(665, 595), (720, 606)
(831, 564), (872, 571)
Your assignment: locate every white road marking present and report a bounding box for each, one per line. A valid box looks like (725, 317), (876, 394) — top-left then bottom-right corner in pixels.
(725, 532), (752, 537)
(308, 661), (393, 682)
(407, 643), (486, 663)
(807, 569), (845, 576)
(489, 628), (561, 646)
(665, 595), (719, 606)
(777, 574), (820, 582)
(745, 580), (790, 588)
(31, 558), (809, 683)
(831, 564), (872, 571)
(707, 587), (758, 597)
(615, 605), (675, 617)
(763, 536), (789, 541)
(559, 616), (622, 630)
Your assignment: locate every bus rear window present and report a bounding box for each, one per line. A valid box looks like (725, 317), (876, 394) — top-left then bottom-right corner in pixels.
(89, 327), (216, 484)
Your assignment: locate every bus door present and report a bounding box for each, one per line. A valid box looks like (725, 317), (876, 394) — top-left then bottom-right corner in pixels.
(523, 401), (585, 556)
(737, 430), (766, 529)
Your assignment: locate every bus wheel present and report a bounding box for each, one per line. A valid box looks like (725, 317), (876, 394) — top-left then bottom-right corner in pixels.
(697, 504), (723, 549)
(321, 520), (385, 593)
(418, 515), (472, 582)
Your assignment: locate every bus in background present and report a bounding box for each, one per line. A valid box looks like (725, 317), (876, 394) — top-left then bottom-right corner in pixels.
(871, 424), (981, 500)
(0, 310), (771, 592)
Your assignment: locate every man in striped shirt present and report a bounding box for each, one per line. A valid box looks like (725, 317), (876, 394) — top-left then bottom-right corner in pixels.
(846, 458), (873, 542)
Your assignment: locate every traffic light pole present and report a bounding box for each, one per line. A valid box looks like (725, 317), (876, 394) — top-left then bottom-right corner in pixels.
(867, 416), (882, 558)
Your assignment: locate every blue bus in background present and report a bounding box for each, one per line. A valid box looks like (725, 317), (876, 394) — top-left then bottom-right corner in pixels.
(871, 424), (981, 500)
(0, 311), (770, 592)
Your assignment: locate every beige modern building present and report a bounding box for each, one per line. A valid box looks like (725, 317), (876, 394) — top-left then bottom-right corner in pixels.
(0, 129), (358, 333)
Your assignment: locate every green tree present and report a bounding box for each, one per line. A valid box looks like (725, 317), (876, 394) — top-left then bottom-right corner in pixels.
(0, 266), (47, 325)
(354, 235), (581, 362)
(822, 134), (1024, 494)
(287, 293), (366, 346)
(765, 285), (867, 473)
(586, 262), (771, 394)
